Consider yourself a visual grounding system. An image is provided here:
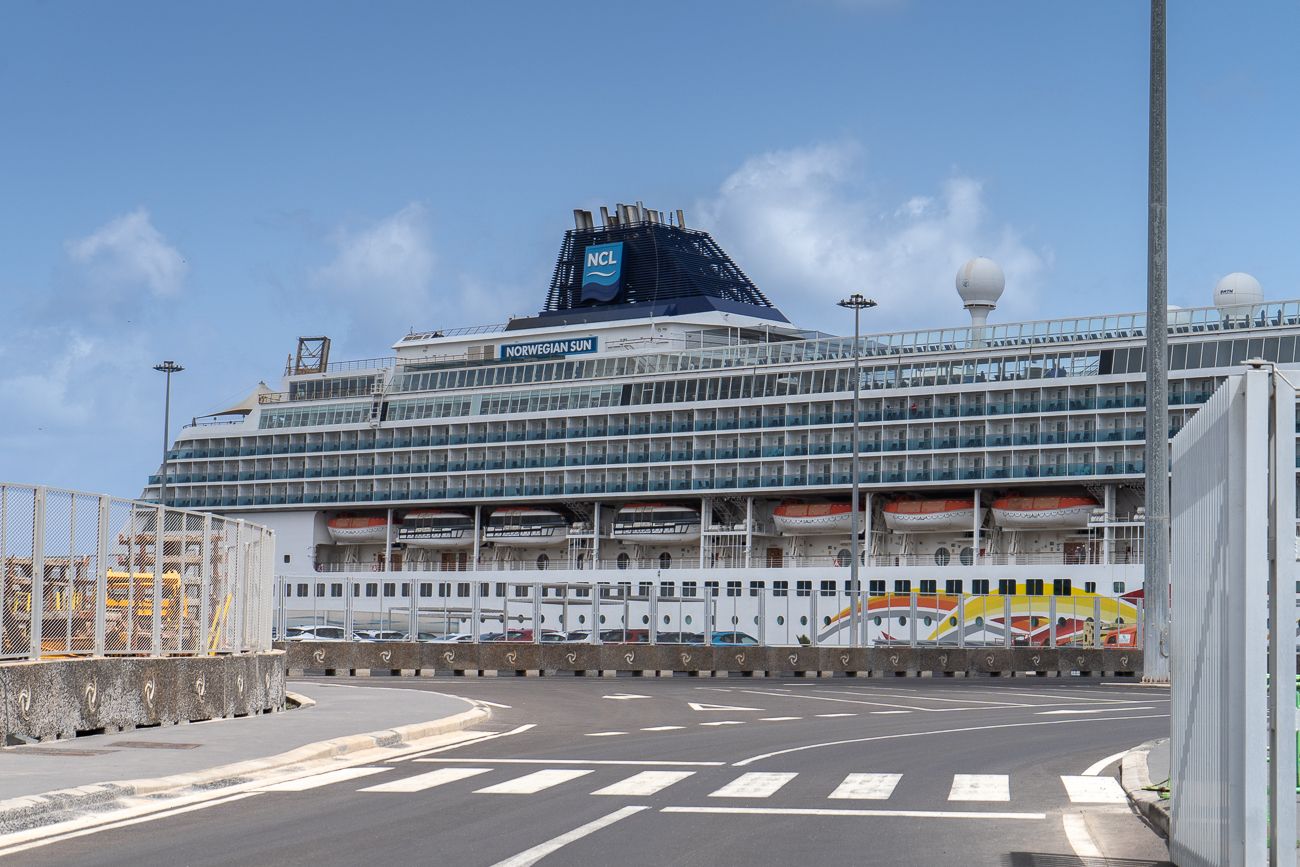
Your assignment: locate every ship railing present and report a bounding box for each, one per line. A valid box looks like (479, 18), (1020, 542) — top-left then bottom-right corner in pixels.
(0, 482), (275, 661)
(311, 551), (1143, 573)
(274, 581), (1148, 650)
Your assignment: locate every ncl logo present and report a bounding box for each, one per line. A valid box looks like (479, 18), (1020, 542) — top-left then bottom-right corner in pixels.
(581, 241), (624, 303)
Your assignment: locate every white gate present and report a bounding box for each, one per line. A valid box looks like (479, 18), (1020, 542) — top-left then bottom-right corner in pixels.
(1169, 364), (1296, 866)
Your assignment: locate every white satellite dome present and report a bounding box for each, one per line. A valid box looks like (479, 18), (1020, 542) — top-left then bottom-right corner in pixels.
(1213, 272), (1263, 308)
(956, 257), (1005, 307)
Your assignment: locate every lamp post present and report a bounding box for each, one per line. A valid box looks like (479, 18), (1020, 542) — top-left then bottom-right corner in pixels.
(154, 361), (184, 507)
(838, 294), (877, 647)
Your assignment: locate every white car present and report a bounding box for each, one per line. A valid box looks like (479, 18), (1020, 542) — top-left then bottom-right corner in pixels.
(427, 632), (475, 643)
(284, 625), (354, 641)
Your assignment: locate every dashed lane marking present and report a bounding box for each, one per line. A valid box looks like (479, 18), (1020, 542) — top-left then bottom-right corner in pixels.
(699, 721), (746, 727)
(1060, 775), (1128, 804)
(475, 769), (594, 795)
(816, 713), (857, 718)
(641, 725), (686, 732)
(585, 731), (627, 737)
(662, 806), (1046, 820)
(592, 771), (696, 797)
(870, 711), (911, 715)
(947, 774), (1010, 802)
(490, 806), (648, 867)
(416, 758), (726, 766)
(759, 716), (802, 721)
(359, 767), (492, 793)
(1038, 707), (1154, 716)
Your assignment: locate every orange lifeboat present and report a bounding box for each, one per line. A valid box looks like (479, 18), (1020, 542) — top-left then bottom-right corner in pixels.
(882, 499), (982, 532)
(327, 515), (394, 544)
(773, 501), (859, 535)
(991, 495), (1098, 529)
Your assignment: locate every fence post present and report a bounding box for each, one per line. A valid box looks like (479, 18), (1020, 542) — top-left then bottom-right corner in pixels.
(94, 495), (110, 656)
(29, 486), (46, 660)
(909, 593), (918, 646)
(408, 578), (418, 639)
(957, 593), (966, 649)
(532, 584), (542, 644)
(1093, 596), (1102, 648)
(472, 580), (483, 642)
(757, 590), (766, 646)
(648, 588), (658, 645)
(200, 515), (212, 654)
(1049, 596), (1057, 648)
(1003, 595), (1012, 649)
(151, 505), (164, 656)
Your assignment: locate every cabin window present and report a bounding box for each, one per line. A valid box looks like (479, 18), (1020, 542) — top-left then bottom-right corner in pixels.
(438, 582), (451, 598)
(796, 580), (812, 597)
(315, 583), (325, 597)
(749, 580), (765, 596)
(419, 583), (433, 598)
(495, 582), (506, 597)
(283, 554), (291, 564)
(773, 580), (789, 598)
(382, 583), (396, 598)
(682, 581), (698, 598)
(868, 580), (886, 596)
(638, 582), (653, 597)
(919, 579), (937, 595)
(945, 579), (963, 594)
(296, 583), (309, 597)
(818, 580), (836, 597)
(1084, 581), (1097, 594)
(1112, 581), (1126, 593)
(284, 584), (292, 597)
(704, 580), (719, 597)
(659, 581), (675, 596)
(331, 583), (343, 598)
(659, 552), (672, 569)
(365, 583), (378, 598)
(972, 579), (990, 595)
(998, 579), (1016, 595)
(1052, 579), (1072, 596)
(726, 581), (742, 597)
(894, 580), (912, 594)
(1026, 579), (1045, 596)
(514, 585), (529, 596)
(456, 582), (470, 598)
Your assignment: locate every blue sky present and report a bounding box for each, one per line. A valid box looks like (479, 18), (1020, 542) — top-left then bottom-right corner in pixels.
(1, 0), (1296, 498)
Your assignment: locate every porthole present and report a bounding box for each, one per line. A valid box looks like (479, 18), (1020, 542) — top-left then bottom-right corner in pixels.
(800, 615), (808, 626)
(934, 547), (950, 566)
(599, 615), (606, 624)
(539, 615), (546, 624)
(822, 616), (832, 626)
(776, 615), (786, 626)
(836, 548), (851, 566)
(873, 616), (882, 626)
(898, 616), (908, 626)
(948, 617), (957, 627)
(578, 614), (586, 624)
(684, 615), (693, 625)
(731, 615), (739, 625)
(923, 616), (933, 627)
(974, 616), (984, 627)
(753, 616), (760, 625)
(663, 615), (671, 625)
(642, 615), (650, 625)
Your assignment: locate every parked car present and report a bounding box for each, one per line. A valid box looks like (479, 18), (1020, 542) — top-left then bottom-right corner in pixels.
(710, 631), (760, 646)
(355, 629), (407, 642)
(283, 625), (354, 642)
(427, 632), (474, 643)
(598, 629), (650, 644)
(656, 632), (705, 645)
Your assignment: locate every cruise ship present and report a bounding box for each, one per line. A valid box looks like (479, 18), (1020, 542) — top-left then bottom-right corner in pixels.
(142, 202), (1296, 644)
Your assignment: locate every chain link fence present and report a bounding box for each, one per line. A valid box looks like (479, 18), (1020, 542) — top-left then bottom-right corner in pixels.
(1, 483), (274, 660)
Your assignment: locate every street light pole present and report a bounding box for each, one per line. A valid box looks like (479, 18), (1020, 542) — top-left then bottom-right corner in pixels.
(838, 294), (877, 648)
(154, 361), (184, 507)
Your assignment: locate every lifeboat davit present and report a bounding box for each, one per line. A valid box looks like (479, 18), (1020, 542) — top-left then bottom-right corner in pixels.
(610, 503), (701, 543)
(327, 515), (394, 544)
(773, 501), (859, 535)
(991, 496), (1097, 529)
(882, 499), (982, 532)
(398, 510), (476, 548)
(483, 507), (569, 546)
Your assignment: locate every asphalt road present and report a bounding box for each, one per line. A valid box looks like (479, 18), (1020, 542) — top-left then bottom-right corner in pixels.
(12, 676), (1173, 867)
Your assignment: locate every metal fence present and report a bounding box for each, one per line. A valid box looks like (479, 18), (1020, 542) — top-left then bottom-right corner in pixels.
(276, 577), (1142, 649)
(1, 483), (275, 660)
(1169, 367), (1296, 867)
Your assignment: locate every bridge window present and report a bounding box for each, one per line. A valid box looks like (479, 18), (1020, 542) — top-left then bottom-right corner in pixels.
(796, 580), (812, 597)
(868, 580), (885, 596)
(296, 583), (309, 597)
(726, 581), (742, 597)
(1026, 579), (1044, 596)
(749, 580), (765, 596)
(383, 582), (396, 597)
(972, 579), (990, 595)
(419, 583), (433, 598)
(1052, 579), (1072, 596)
(945, 580), (963, 594)
(331, 583), (343, 598)
(919, 580), (937, 595)
(893, 580), (911, 594)
(997, 579), (1016, 595)
(819, 580), (836, 596)
(773, 580), (789, 597)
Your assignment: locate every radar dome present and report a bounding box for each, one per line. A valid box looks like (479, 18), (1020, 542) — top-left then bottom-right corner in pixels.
(1214, 272), (1263, 308)
(956, 258), (1005, 307)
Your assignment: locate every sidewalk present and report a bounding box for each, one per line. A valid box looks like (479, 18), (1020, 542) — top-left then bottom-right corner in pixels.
(0, 681), (475, 805)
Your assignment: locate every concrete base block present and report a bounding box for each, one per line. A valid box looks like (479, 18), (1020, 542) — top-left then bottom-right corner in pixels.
(288, 668), (304, 677)
(817, 670), (834, 678)
(601, 670), (617, 678)
(524, 669), (541, 677)
(657, 670), (674, 678)
(418, 669), (437, 678)
(463, 670), (479, 678)
(482, 670), (498, 677)
(400, 669), (415, 677)
(352, 669), (371, 677)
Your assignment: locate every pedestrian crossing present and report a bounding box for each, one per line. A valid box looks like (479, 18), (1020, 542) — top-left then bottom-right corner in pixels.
(259, 765), (1129, 806)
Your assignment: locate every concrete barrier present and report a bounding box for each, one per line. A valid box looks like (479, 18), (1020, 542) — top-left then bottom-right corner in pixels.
(281, 642), (1143, 679)
(1, 651), (286, 743)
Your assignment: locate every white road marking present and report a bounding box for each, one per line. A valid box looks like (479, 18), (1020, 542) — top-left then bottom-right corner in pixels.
(0, 793), (263, 859)
(585, 731), (627, 737)
(592, 771), (696, 797)
(816, 713), (857, 718)
(1061, 775), (1128, 803)
(475, 769), (594, 794)
(1062, 813), (1104, 858)
(475, 699), (513, 709)
(1082, 750), (1131, 777)
(641, 725), (686, 731)
(733, 713), (1171, 766)
(389, 723), (537, 763)
(603, 693), (651, 700)
(759, 716), (802, 721)
(663, 806), (1046, 820)
(735, 688), (933, 712)
(828, 773), (903, 800)
(700, 720), (746, 727)
(870, 711), (911, 715)
(359, 767), (491, 793)
(490, 806), (649, 867)
(948, 774), (1010, 802)
(688, 701), (763, 712)
(417, 758), (726, 766)
(1038, 707), (1152, 716)
(259, 766), (390, 792)
(709, 772), (798, 798)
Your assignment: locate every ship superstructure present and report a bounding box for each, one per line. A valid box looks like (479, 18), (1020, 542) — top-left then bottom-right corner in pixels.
(142, 204), (1299, 642)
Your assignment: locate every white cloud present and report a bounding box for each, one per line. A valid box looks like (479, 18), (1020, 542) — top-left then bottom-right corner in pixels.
(66, 209), (187, 298)
(696, 142), (1048, 332)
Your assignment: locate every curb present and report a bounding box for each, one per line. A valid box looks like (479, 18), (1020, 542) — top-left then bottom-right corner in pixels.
(1121, 737), (1170, 838)
(286, 690), (317, 709)
(0, 703), (488, 834)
